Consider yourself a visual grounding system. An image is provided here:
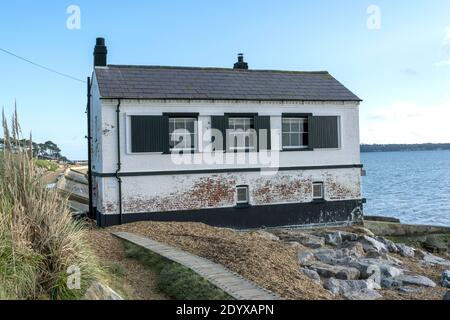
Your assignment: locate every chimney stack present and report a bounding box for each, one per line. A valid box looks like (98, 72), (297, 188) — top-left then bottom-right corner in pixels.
(93, 38), (107, 67)
(233, 53), (248, 70)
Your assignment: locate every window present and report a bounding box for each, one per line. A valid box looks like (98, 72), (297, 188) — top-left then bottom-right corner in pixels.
(169, 118), (197, 151)
(313, 182), (324, 200)
(228, 118), (256, 152)
(282, 118), (309, 149)
(237, 186), (249, 204)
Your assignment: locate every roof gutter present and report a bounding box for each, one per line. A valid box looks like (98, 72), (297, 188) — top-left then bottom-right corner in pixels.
(115, 98), (123, 225)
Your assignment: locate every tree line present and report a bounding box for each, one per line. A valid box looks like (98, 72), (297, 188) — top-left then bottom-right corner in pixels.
(361, 143), (450, 153)
(0, 138), (69, 162)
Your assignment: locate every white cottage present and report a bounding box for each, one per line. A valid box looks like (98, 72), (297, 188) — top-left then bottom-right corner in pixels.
(87, 38), (364, 228)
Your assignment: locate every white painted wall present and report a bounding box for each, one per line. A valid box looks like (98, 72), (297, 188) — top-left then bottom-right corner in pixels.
(100, 167), (362, 214)
(97, 99), (361, 174)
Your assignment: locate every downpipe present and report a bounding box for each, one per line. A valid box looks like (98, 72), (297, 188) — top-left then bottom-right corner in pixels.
(116, 99), (123, 225)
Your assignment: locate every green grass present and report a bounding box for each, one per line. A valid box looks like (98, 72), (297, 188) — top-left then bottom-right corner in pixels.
(387, 233), (450, 251)
(35, 159), (59, 172)
(123, 241), (233, 300)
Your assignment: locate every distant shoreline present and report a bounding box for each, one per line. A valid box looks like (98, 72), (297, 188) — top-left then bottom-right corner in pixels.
(361, 143), (450, 153)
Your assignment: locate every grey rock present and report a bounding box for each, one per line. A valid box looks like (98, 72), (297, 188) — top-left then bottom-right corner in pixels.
(394, 274), (436, 288)
(420, 252), (450, 267)
(339, 241), (365, 258)
(381, 277), (400, 289)
(309, 262), (360, 280)
(397, 286), (421, 294)
(444, 291), (450, 300)
(385, 254), (404, 266)
(344, 288), (383, 300)
(312, 249), (344, 264)
(288, 241), (301, 248)
(396, 244), (415, 258)
(347, 258), (403, 280)
(84, 282), (123, 300)
(323, 278), (380, 296)
(440, 270), (450, 288)
(376, 237), (399, 253)
(298, 234), (326, 249)
(382, 265), (404, 278)
(299, 267), (321, 283)
(340, 231), (359, 242)
(359, 235), (388, 254)
(325, 232), (343, 246)
(298, 251), (315, 265)
(255, 230), (280, 242)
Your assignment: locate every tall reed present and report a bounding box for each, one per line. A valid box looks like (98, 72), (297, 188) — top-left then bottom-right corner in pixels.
(0, 110), (100, 300)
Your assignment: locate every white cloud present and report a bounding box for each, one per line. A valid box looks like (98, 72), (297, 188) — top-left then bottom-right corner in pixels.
(361, 101), (450, 144)
(436, 27), (450, 67)
(435, 60), (450, 67)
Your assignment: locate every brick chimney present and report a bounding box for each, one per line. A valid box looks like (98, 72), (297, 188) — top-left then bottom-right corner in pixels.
(93, 38), (107, 67)
(233, 53), (248, 70)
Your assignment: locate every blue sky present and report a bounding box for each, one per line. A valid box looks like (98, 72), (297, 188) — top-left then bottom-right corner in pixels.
(1, 0), (449, 159)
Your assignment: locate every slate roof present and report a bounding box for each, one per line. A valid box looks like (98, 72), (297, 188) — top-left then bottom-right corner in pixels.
(95, 65), (361, 102)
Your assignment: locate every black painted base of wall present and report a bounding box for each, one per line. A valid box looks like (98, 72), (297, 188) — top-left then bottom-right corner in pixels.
(97, 199), (364, 229)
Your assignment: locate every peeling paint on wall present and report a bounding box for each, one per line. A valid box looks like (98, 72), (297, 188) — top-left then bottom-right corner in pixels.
(100, 168), (362, 215)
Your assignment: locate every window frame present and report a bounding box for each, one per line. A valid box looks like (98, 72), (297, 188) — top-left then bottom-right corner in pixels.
(227, 117), (256, 152)
(281, 115), (311, 151)
(236, 185), (250, 205)
(168, 117), (198, 152)
(126, 113), (200, 155)
(312, 182), (324, 200)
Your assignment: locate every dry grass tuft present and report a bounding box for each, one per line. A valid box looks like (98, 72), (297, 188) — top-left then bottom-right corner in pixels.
(0, 110), (101, 300)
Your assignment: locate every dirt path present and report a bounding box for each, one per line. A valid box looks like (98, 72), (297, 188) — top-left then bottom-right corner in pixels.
(87, 229), (168, 300)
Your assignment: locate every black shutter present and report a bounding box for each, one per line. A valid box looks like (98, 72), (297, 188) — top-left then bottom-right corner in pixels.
(211, 116), (227, 151)
(255, 116), (271, 151)
(131, 116), (168, 153)
(310, 116), (340, 149)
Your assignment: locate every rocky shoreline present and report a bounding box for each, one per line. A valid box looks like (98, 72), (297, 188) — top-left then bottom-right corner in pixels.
(260, 225), (450, 300)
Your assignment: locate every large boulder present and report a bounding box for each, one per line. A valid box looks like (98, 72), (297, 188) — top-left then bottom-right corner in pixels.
(339, 242), (365, 258)
(347, 258), (404, 280)
(84, 282), (123, 300)
(299, 267), (321, 283)
(324, 232), (343, 246)
(298, 234), (326, 249)
(309, 262), (360, 280)
(340, 231), (360, 242)
(396, 244), (415, 258)
(277, 230), (325, 248)
(376, 237), (399, 253)
(417, 251), (450, 267)
(298, 251), (315, 265)
(358, 235), (388, 254)
(312, 249), (344, 264)
(324, 278), (380, 296)
(440, 270), (450, 288)
(393, 275), (436, 288)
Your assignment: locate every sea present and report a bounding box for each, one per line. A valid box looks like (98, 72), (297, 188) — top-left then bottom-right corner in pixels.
(361, 150), (450, 227)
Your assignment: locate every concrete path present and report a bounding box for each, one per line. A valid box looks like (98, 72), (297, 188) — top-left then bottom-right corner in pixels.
(113, 231), (282, 300)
